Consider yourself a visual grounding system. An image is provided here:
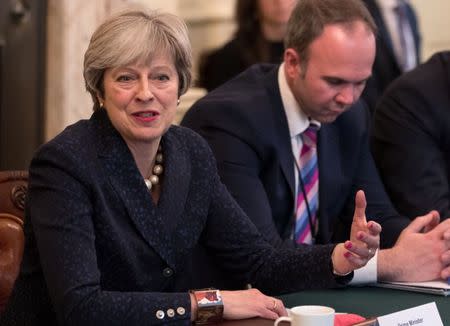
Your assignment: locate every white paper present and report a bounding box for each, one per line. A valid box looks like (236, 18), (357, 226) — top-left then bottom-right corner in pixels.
(377, 302), (443, 326)
(376, 279), (450, 296)
(383, 280), (449, 289)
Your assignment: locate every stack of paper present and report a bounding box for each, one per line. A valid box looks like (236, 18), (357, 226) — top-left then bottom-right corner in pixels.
(375, 279), (450, 296)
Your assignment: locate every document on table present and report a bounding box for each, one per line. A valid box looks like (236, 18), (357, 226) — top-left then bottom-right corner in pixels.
(375, 279), (450, 296)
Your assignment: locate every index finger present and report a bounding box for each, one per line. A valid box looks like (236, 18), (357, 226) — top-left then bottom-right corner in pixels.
(353, 190), (367, 223)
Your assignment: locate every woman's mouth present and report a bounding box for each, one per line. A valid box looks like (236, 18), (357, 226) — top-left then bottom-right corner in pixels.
(132, 111), (160, 122)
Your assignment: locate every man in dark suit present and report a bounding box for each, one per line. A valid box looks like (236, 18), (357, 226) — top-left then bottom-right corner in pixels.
(362, 0), (421, 114)
(372, 51), (450, 221)
(182, 0), (450, 283)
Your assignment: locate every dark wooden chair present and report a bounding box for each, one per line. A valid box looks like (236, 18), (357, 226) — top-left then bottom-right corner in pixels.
(0, 170), (28, 312)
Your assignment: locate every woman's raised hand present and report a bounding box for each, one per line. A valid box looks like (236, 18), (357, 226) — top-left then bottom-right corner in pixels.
(332, 190), (382, 275)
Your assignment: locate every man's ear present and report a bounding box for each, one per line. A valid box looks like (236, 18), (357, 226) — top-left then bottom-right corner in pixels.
(284, 48), (302, 79)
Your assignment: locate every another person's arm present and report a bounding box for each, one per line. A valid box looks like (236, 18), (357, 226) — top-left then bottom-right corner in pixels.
(372, 80), (450, 220)
(378, 211), (450, 281)
(348, 100), (450, 282)
(370, 70), (450, 282)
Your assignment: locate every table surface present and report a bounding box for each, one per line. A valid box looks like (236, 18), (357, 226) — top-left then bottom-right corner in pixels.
(218, 286), (449, 325)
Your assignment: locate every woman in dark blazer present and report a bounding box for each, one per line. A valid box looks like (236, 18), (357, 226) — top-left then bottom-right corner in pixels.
(1, 7), (380, 326)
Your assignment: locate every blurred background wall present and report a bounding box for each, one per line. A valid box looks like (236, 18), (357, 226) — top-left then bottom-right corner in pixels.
(411, 0), (450, 58)
(1, 0), (450, 169)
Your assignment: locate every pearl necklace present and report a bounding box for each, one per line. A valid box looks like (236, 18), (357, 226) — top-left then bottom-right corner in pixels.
(144, 145), (163, 191)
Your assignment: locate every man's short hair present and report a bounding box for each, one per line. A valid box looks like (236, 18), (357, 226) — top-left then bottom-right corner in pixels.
(285, 0), (377, 63)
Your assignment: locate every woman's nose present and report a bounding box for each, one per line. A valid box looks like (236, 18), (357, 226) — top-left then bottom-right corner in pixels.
(136, 79), (153, 102)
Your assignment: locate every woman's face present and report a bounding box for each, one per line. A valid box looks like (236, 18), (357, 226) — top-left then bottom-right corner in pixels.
(257, 0), (297, 26)
(101, 54), (179, 147)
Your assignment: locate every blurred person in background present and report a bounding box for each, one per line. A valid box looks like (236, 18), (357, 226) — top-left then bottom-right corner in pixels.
(198, 0), (297, 91)
(361, 0), (421, 114)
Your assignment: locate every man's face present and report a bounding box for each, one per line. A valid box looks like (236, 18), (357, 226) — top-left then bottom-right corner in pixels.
(285, 21), (376, 123)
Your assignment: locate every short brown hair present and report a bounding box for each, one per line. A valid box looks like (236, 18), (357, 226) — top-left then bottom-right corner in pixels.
(285, 0), (377, 63)
(84, 7), (192, 111)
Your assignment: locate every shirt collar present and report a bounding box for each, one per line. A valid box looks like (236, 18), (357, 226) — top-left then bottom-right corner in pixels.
(278, 63), (320, 139)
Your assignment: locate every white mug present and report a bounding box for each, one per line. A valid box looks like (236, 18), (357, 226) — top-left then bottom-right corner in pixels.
(274, 305), (335, 326)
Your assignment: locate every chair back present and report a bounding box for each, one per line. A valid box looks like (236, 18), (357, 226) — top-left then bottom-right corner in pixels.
(0, 170), (28, 312)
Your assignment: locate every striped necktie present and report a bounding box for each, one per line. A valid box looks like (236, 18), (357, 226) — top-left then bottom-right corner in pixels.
(294, 124), (319, 244)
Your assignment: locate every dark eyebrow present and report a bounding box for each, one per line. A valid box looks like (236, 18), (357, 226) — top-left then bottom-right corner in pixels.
(323, 75), (371, 85)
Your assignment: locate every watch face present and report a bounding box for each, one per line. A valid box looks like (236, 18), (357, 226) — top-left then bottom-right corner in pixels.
(197, 290), (222, 306)
(193, 289), (224, 324)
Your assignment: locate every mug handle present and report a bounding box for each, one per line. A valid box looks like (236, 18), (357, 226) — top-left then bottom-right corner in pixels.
(274, 316), (291, 325)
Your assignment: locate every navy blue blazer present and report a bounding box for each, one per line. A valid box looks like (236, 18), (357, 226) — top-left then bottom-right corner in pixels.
(182, 64), (410, 250)
(2, 109), (346, 326)
(361, 0), (421, 114)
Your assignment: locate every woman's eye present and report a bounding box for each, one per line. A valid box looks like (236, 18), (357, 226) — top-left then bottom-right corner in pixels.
(155, 74), (169, 81)
(117, 75), (133, 82)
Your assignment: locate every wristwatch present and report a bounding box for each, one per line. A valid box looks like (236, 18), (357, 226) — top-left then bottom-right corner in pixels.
(190, 288), (224, 324)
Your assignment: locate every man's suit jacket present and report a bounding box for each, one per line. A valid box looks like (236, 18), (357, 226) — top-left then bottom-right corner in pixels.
(182, 64), (410, 250)
(362, 0), (421, 114)
(2, 109), (345, 325)
(372, 51), (450, 220)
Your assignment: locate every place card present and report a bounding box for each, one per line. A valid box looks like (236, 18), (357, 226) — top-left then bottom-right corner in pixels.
(377, 302), (443, 326)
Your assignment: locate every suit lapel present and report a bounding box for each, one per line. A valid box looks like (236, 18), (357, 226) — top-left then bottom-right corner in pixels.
(318, 123), (343, 235)
(263, 68), (295, 198)
(93, 110), (187, 268)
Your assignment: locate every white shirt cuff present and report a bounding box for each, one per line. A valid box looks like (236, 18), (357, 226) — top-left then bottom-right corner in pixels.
(349, 249), (378, 285)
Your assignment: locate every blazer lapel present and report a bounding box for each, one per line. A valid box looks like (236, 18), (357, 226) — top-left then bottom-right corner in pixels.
(318, 123), (343, 238)
(155, 127), (191, 236)
(93, 110), (181, 268)
(263, 67), (295, 198)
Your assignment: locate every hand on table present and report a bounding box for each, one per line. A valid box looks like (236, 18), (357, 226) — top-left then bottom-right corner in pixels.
(221, 288), (287, 320)
(332, 190), (381, 275)
(378, 211), (450, 282)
